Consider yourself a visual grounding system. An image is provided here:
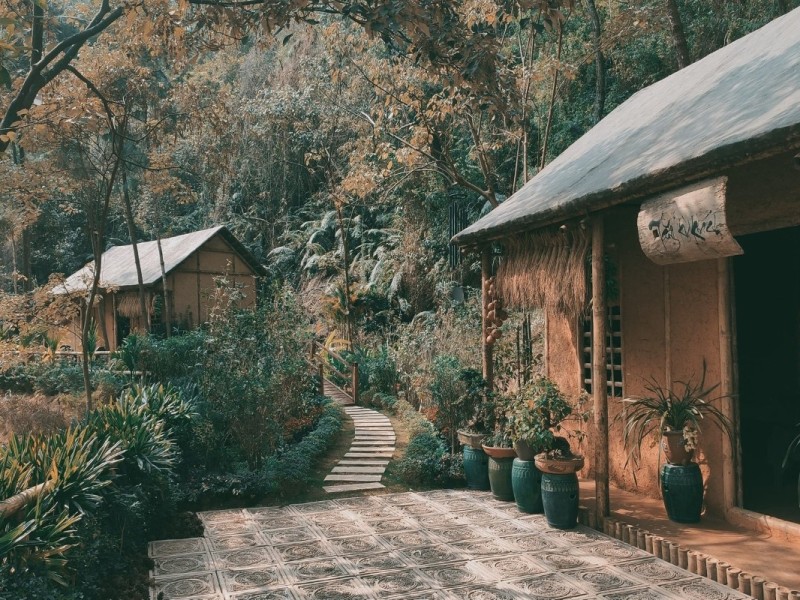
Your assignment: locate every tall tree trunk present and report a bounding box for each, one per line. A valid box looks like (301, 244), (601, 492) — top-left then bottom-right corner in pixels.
(10, 143), (32, 291)
(121, 169), (150, 333)
(97, 296), (110, 350)
(334, 202), (354, 347)
(155, 231), (172, 338)
(81, 131), (123, 414)
(540, 27), (564, 170)
(586, 0), (606, 123)
(665, 0), (691, 69)
(21, 229), (31, 291)
(9, 233), (18, 294)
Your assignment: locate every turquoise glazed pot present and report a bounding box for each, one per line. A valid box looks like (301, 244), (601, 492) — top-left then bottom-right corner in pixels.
(541, 472), (579, 529)
(512, 458), (543, 514)
(661, 462), (703, 523)
(463, 446), (490, 491)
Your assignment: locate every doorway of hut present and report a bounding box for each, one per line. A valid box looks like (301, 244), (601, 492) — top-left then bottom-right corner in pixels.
(734, 225), (800, 523)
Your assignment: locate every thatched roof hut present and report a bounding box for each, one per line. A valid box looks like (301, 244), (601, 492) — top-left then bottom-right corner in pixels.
(453, 9), (800, 537)
(53, 226), (265, 350)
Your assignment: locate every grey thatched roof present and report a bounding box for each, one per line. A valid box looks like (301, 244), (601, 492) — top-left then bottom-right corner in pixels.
(54, 226), (265, 294)
(454, 8), (800, 245)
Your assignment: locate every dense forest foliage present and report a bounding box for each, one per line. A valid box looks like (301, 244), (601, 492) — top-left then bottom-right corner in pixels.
(1, 1), (796, 330)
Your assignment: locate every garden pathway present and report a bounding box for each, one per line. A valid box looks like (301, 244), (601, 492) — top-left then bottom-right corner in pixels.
(322, 386), (396, 493)
(149, 489), (751, 600)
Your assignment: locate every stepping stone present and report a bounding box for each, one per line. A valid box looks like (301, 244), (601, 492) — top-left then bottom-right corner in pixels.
(352, 441), (395, 446)
(325, 404), (396, 494)
(332, 466), (386, 474)
(345, 452), (394, 458)
(324, 474), (383, 482)
(323, 482), (385, 493)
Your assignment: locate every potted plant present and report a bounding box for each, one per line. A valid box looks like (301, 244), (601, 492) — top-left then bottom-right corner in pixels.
(507, 378), (573, 460)
(482, 430), (516, 501)
(455, 371), (495, 491)
(456, 369), (494, 450)
(505, 378), (576, 515)
(620, 365), (734, 523)
(480, 397), (516, 501)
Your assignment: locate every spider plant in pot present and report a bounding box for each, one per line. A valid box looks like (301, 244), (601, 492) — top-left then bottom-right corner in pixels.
(621, 366), (734, 523)
(621, 366), (734, 467)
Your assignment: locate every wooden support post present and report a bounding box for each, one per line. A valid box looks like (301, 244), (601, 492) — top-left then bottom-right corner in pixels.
(318, 362), (325, 397)
(592, 216), (610, 520)
(352, 362), (360, 406)
(481, 248), (494, 391)
(718, 258), (738, 514)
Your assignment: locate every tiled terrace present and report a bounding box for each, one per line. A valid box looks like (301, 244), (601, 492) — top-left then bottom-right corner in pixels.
(149, 489), (749, 600)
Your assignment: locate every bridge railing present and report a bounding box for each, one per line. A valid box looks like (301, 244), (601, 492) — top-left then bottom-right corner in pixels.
(310, 340), (359, 405)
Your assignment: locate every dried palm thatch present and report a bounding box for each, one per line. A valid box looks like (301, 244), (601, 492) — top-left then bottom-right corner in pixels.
(496, 225), (589, 318)
(115, 293), (153, 319)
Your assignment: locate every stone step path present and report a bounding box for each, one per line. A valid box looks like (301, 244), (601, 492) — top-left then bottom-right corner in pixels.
(323, 405), (396, 494)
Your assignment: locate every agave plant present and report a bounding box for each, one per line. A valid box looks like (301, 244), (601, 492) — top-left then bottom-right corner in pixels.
(2, 503), (82, 585)
(87, 394), (178, 477)
(0, 519), (36, 561)
(121, 383), (196, 434)
(5, 427), (123, 516)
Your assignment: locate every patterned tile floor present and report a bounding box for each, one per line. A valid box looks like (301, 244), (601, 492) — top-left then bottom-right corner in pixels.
(149, 489), (749, 600)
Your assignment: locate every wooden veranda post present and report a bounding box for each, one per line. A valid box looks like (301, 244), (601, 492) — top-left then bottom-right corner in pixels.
(592, 216), (610, 520)
(718, 258), (738, 511)
(351, 362), (360, 406)
(481, 247), (494, 390)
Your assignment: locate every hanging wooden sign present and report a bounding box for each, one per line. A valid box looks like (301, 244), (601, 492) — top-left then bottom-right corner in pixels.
(637, 176), (743, 265)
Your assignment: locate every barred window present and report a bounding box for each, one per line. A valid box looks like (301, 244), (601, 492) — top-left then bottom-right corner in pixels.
(582, 305), (623, 397)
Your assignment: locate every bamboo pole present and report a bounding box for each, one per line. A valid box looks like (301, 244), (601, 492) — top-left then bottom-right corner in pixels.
(664, 268), (672, 389)
(481, 248), (494, 391)
(352, 363), (360, 406)
(718, 258), (738, 513)
(592, 216), (610, 520)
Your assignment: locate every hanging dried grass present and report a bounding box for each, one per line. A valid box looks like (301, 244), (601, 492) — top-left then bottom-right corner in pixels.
(115, 293), (153, 319)
(496, 225), (589, 318)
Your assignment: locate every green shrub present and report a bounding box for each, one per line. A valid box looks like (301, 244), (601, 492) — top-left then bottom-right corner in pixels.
(358, 345), (399, 397)
(388, 397), (464, 488)
(195, 283), (316, 470)
(180, 399), (343, 504)
(0, 365), (34, 393)
(86, 395), (177, 480)
(428, 356), (489, 453)
(29, 362), (85, 396)
(137, 330), (206, 384)
(390, 429), (463, 487)
(0, 384), (195, 598)
(0, 426), (123, 586)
